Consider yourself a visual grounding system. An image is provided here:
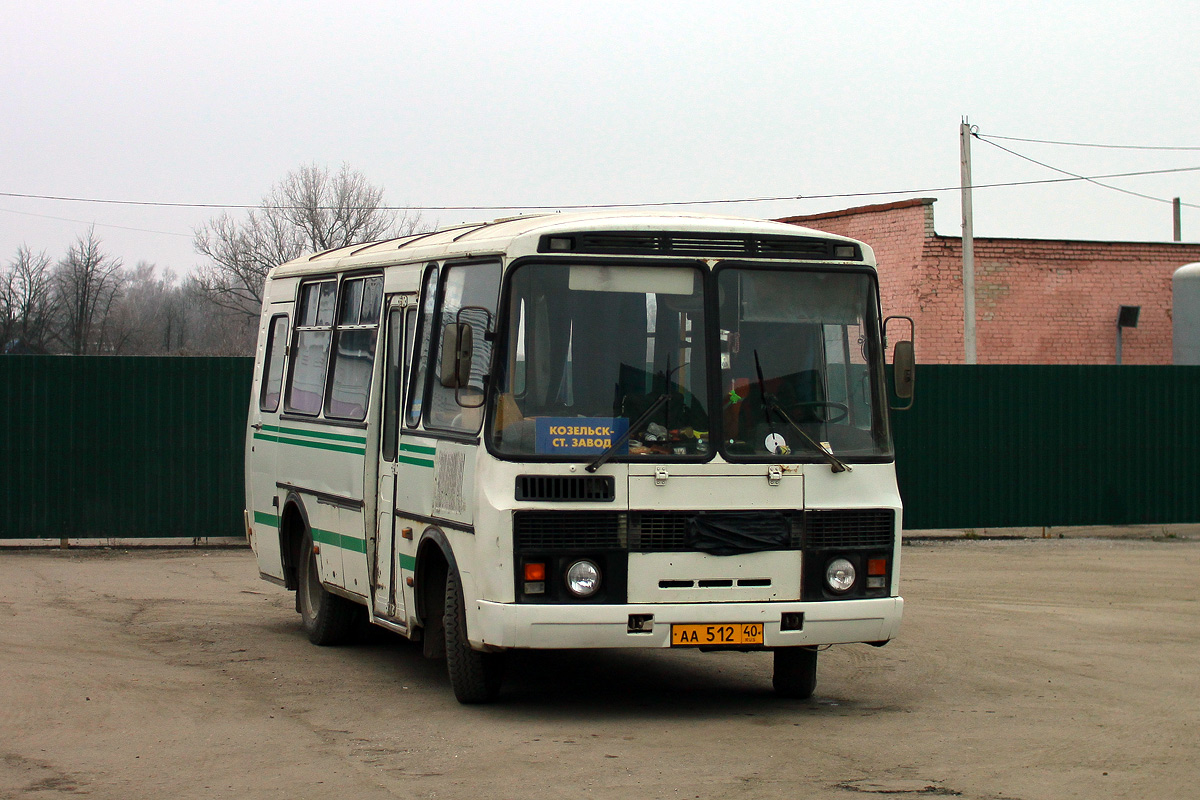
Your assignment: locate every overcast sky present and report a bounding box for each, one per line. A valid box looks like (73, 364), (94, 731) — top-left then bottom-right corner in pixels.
(3, 1), (1199, 276)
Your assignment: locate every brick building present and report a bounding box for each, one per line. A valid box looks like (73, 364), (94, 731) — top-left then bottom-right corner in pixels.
(779, 199), (1200, 364)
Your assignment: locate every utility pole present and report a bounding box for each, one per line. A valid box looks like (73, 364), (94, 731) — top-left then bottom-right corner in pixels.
(1175, 197), (1182, 242)
(960, 118), (977, 364)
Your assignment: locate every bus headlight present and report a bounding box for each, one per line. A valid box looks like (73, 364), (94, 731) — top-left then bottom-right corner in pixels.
(825, 558), (856, 593)
(565, 560), (602, 598)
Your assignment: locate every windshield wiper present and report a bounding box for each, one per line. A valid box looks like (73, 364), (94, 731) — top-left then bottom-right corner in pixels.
(768, 401), (851, 474)
(753, 349), (848, 473)
(585, 393), (670, 473)
(752, 350), (777, 438)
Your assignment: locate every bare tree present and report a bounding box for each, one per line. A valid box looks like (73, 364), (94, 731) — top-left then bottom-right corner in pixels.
(53, 228), (125, 355)
(0, 263), (14, 350)
(160, 276), (190, 353)
(2, 246), (57, 353)
(100, 267), (257, 356)
(166, 275), (255, 355)
(102, 262), (182, 354)
(193, 163), (423, 318)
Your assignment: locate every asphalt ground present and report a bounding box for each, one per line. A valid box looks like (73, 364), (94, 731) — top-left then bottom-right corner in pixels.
(1, 533), (1197, 800)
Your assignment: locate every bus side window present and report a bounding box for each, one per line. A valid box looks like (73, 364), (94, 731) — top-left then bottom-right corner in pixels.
(428, 261), (502, 432)
(325, 275), (383, 421)
(405, 307), (417, 381)
(260, 314), (289, 412)
(381, 306), (404, 461)
(405, 264), (440, 428)
(285, 279), (336, 415)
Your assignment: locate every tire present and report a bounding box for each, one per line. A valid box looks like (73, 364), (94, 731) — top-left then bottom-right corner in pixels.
(443, 568), (505, 703)
(773, 647), (818, 699)
(296, 531), (357, 646)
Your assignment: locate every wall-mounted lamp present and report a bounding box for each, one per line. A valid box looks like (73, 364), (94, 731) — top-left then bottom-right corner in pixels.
(1116, 305), (1141, 364)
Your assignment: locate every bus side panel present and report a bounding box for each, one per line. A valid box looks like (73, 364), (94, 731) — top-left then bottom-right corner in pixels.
(430, 440), (476, 527)
(472, 454), (531, 605)
(392, 436), (477, 627)
(395, 434), (437, 518)
(274, 435), (367, 592)
(307, 500), (349, 590)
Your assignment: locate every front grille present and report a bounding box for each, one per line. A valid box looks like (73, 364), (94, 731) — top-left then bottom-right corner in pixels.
(630, 512), (690, 551)
(513, 511), (626, 551)
(513, 509), (894, 553)
(804, 509), (895, 549)
(537, 231), (861, 261)
(629, 511), (803, 551)
(516, 511), (802, 552)
(515, 475), (615, 502)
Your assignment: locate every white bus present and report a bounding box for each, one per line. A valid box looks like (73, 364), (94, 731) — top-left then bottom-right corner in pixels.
(244, 211), (914, 703)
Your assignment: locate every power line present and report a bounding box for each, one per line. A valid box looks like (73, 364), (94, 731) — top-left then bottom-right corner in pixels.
(980, 133), (1200, 151)
(4, 164), (1200, 214)
(0, 194), (258, 210)
(973, 134), (1200, 210)
(0, 205), (193, 238)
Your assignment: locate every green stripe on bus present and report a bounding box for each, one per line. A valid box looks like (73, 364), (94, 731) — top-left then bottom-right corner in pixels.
(254, 511), (280, 528)
(311, 527), (367, 554)
(259, 512), (412, 565)
(397, 455), (435, 468)
(254, 432), (366, 455)
(399, 442), (436, 455)
(263, 424), (367, 444)
(258, 512), (413, 568)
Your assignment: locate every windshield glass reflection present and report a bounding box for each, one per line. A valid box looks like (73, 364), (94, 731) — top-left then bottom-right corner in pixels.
(490, 262), (711, 459)
(716, 267), (891, 460)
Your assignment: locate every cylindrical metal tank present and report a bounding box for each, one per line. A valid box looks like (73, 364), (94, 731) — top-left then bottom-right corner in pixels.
(1174, 263), (1200, 365)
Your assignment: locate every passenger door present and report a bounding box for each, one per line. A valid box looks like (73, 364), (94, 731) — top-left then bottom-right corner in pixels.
(373, 296), (414, 623)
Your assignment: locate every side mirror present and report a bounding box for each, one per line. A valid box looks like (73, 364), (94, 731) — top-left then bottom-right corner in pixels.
(439, 322), (473, 388)
(892, 340), (915, 400)
(884, 315), (915, 410)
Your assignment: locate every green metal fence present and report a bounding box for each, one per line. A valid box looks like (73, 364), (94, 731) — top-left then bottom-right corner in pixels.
(2, 358), (1198, 539)
(893, 365), (1200, 529)
(1, 356), (253, 540)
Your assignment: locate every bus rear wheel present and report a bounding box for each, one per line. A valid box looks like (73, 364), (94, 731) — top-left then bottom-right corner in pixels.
(297, 531), (356, 646)
(444, 568), (505, 703)
(773, 647), (818, 699)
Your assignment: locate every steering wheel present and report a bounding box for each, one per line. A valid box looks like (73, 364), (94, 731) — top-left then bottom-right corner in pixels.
(787, 400), (850, 424)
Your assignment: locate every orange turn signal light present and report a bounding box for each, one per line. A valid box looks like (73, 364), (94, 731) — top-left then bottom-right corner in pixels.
(867, 558), (887, 576)
(524, 562), (546, 581)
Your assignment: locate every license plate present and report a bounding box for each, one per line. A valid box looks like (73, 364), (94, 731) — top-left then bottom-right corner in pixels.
(670, 623), (764, 646)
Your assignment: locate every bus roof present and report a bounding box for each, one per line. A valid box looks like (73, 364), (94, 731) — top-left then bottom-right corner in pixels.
(269, 210), (875, 278)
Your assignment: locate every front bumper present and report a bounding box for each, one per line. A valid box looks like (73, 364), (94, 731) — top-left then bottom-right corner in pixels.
(471, 596), (903, 649)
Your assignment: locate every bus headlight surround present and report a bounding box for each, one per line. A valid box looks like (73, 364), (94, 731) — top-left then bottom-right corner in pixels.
(825, 557), (856, 593)
(565, 559), (602, 598)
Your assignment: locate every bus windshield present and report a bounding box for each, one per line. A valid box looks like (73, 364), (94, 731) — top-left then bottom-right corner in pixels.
(487, 260), (891, 462)
(490, 261), (711, 459)
(716, 265), (891, 460)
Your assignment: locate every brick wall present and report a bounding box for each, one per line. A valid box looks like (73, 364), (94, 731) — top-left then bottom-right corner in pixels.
(780, 200), (1200, 364)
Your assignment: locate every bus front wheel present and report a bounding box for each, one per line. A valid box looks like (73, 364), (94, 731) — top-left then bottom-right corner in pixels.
(444, 568), (505, 703)
(773, 647), (818, 699)
(297, 532), (357, 646)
